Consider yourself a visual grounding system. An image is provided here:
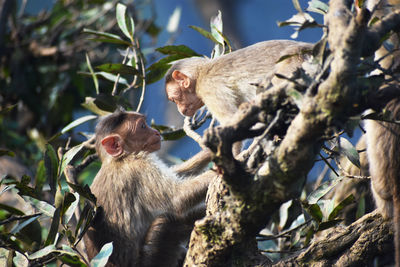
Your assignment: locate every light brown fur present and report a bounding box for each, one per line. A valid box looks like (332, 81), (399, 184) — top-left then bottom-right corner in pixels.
(84, 111), (214, 267)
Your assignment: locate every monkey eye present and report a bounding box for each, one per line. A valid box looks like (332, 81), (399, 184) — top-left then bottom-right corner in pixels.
(141, 123), (146, 129)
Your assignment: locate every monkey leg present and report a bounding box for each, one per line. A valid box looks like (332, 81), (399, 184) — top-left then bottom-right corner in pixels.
(140, 206), (205, 267)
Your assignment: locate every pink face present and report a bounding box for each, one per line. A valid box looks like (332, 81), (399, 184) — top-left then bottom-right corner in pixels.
(166, 81), (204, 117)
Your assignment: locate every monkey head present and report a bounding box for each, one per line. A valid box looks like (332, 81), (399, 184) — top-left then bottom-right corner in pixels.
(165, 70), (204, 117)
(97, 111), (161, 159)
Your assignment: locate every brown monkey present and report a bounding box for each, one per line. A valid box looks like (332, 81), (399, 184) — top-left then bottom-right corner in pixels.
(364, 0), (400, 265)
(165, 40), (312, 125)
(83, 110), (214, 267)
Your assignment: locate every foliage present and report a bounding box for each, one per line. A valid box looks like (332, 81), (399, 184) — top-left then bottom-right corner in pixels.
(0, 0), (398, 266)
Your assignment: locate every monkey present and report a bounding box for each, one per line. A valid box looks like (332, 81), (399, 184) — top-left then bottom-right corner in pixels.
(83, 110), (215, 267)
(364, 0), (400, 265)
(165, 40), (313, 126)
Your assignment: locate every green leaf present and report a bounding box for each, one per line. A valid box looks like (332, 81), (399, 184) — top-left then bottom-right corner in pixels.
(28, 244), (57, 260)
(0, 203), (24, 216)
(307, 203), (323, 223)
(58, 254), (87, 267)
(0, 149), (15, 157)
(13, 251), (29, 267)
(0, 185), (16, 197)
(67, 182), (96, 204)
(24, 196), (55, 217)
(356, 194), (366, 219)
(86, 53), (99, 94)
(116, 3), (134, 40)
(339, 137), (361, 168)
(307, 176), (343, 204)
(156, 45), (201, 57)
(34, 160), (46, 193)
(161, 129), (186, 141)
(63, 192), (79, 224)
(88, 37), (132, 46)
(279, 200), (293, 229)
(20, 175), (30, 185)
(307, 0), (329, 15)
(317, 219), (342, 231)
(328, 194), (355, 220)
(96, 63), (140, 75)
(96, 71), (129, 86)
(90, 242), (113, 267)
(82, 97), (113, 116)
(60, 143), (84, 176)
(45, 207), (61, 246)
(10, 214), (41, 235)
(61, 115), (97, 134)
(83, 28), (129, 44)
(189, 25), (219, 44)
(210, 10), (224, 44)
(75, 203), (96, 239)
(44, 143), (59, 194)
(0, 104), (17, 115)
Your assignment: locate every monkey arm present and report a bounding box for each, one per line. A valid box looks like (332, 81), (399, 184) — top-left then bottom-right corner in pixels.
(172, 170), (215, 213)
(172, 149), (212, 176)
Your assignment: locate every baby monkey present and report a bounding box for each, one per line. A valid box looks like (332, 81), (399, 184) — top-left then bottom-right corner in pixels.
(165, 40), (312, 125)
(84, 110), (214, 267)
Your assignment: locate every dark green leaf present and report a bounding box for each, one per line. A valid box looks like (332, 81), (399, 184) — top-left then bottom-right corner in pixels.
(0, 104), (17, 115)
(156, 45), (201, 57)
(0, 149), (15, 157)
(317, 219), (342, 231)
(61, 192), (77, 222)
(0, 203), (24, 216)
(58, 254), (87, 267)
(96, 63), (140, 75)
(147, 55), (184, 71)
(67, 182), (97, 204)
(35, 160), (46, 193)
(356, 194), (366, 219)
(20, 175), (30, 186)
(328, 194), (355, 220)
(76, 203), (96, 239)
(146, 65), (171, 84)
(45, 207), (61, 246)
(161, 129), (186, 141)
(81, 97), (113, 116)
(44, 143), (59, 194)
(83, 29), (129, 44)
(88, 37), (132, 46)
(306, 203), (323, 223)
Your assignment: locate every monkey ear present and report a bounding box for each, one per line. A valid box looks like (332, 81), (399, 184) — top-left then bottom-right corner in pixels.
(101, 135), (123, 157)
(171, 70), (190, 89)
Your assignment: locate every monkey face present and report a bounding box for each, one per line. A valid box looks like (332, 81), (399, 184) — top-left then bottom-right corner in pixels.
(128, 114), (161, 153)
(166, 81), (204, 117)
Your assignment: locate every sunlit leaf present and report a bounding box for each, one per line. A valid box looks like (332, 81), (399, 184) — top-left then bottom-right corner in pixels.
(28, 244), (57, 260)
(13, 251), (28, 267)
(60, 144), (84, 176)
(24, 196), (55, 217)
(0, 184), (16, 196)
(339, 137), (361, 168)
(82, 97), (113, 116)
(307, 0), (329, 15)
(210, 10), (224, 45)
(61, 115), (97, 134)
(0, 103), (17, 115)
(83, 28), (127, 43)
(63, 192), (79, 224)
(116, 3), (133, 40)
(90, 242), (113, 267)
(279, 200), (293, 229)
(307, 176), (343, 204)
(167, 6), (181, 33)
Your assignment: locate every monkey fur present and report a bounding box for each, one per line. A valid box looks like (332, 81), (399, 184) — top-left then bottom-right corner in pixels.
(84, 110), (214, 267)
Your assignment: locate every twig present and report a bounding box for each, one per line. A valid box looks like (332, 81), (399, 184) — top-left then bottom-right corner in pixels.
(183, 117), (208, 151)
(0, 213), (42, 225)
